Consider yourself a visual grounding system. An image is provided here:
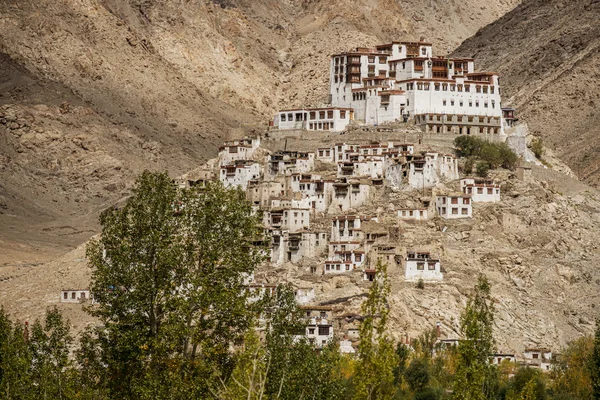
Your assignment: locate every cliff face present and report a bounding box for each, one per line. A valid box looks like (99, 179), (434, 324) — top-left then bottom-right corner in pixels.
(453, 0), (600, 187)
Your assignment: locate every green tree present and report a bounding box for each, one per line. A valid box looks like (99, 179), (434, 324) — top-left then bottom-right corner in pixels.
(353, 260), (398, 400)
(28, 307), (74, 399)
(393, 343), (411, 385)
(590, 319), (600, 399)
(551, 335), (593, 400)
(529, 138), (544, 160)
(453, 274), (497, 400)
(476, 161), (490, 178)
(405, 358), (430, 393)
(86, 171), (265, 398)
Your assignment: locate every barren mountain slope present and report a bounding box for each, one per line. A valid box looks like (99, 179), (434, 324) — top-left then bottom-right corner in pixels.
(453, 0), (600, 187)
(0, 0), (519, 259)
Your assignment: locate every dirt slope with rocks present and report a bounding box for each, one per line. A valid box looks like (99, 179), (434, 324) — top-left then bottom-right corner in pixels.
(453, 0), (600, 187)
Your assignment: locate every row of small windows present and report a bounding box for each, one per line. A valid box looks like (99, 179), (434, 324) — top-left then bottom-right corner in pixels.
(404, 82), (496, 94)
(441, 99), (496, 108)
(280, 110), (346, 122)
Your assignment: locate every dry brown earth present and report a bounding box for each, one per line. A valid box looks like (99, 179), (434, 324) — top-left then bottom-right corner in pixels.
(453, 0), (600, 187)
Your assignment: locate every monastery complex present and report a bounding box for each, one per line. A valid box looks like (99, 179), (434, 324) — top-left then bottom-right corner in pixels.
(275, 40), (509, 139)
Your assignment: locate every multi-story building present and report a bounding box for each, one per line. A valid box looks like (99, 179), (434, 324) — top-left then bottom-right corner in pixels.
(461, 178), (501, 202)
(404, 251), (443, 281)
(436, 193), (472, 219)
(329, 40), (504, 135)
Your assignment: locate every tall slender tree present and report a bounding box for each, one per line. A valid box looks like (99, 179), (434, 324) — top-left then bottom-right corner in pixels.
(353, 260), (398, 400)
(453, 274), (497, 400)
(591, 319), (600, 400)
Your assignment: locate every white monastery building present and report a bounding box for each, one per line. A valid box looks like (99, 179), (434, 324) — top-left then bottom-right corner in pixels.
(461, 178), (501, 202)
(404, 251), (443, 281)
(328, 40), (504, 135)
(60, 289), (93, 303)
(275, 107), (353, 132)
(436, 193), (472, 219)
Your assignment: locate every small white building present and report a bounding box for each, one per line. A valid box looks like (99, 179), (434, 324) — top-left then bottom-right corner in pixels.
(220, 161), (262, 191)
(218, 137), (261, 166)
(303, 307), (335, 348)
(267, 151), (315, 177)
(523, 348), (553, 371)
(60, 289), (92, 303)
(329, 180), (371, 212)
(397, 208), (429, 221)
(490, 353), (516, 365)
(316, 147), (335, 163)
(407, 152), (459, 189)
(331, 215), (375, 242)
(405, 251), (443, 281)
(436, 193), (472, 219)
(275, 107), (353, 133)
(461, 178), (501, 202)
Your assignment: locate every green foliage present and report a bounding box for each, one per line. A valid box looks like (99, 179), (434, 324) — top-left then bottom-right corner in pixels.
(464, 157), (475, 174)
(591, 319), (600, 400)
(0, 307), (77, 400)
(85, 171), (266, 398)
(550, 335), (593, 400)
(453, 275), (497, 400)
(505, 368), (547, 400)
(454, 136), (518, 172)
(394, 343), (411, 385)
(354, 260), (399, 400)
(413, 327), (439, 360)
(476, 161), (490, 177)
(405, 358), (430, 392)
(414, 387), (443, 400)
(417, 278), (425, 290)
(529, 138), (544, 159)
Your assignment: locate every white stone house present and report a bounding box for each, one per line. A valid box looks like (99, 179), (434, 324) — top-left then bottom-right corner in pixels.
(247, 180), (286, 208)
(282, 208), (311, 232)
(218, 137), (261, 166)
(461, 178), (501, 202)
(220, 161), (262, 191)
(330, 180), (371, 212)
(405, 251), (443, 281)
(302, 307), (335, 348)
(267, 151), (315, 177)
(275, 107), (353, 133)
(407, 152), (459, 189)
(333, 143), (361, 162)
(316, 147), (334, 163)
(436, 193), (472, 219)
(523, 348), (553, 371)
(490, 353), (516, 365)
(331, 215), (375, 242)
(338, 156), (385, 179)
(397, 208), (429, 221)
(61, 289), (93, 303)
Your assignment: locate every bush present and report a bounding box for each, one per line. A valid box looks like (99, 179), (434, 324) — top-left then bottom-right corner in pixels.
(463, 157), (475, 174)
(453, 136), (518, 172)
(530, 138), (544, 159)
(416, 278), (425, 289)
(414, 387), (442, 400)
(404, 358), (430, 392)
(476, 161), (490, 177)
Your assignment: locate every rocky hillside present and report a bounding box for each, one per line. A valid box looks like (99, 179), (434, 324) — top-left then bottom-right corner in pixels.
(3, 130), (599, 354)
(453, 0), (600, 187)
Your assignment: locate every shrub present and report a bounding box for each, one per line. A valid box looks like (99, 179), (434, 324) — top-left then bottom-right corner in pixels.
(530, 138), (544, 159)
(416, 278), (425, 289)
(463, 157), (475, 174)
(454, 136), (519, 172)
(476, 161), (490, 177)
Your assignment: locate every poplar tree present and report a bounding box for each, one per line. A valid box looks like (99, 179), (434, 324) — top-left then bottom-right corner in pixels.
(353, 260), (398, 400)
(85, 171), (265, 398)
(591, 319), (600, 400)
(453, 274), (497, 400)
